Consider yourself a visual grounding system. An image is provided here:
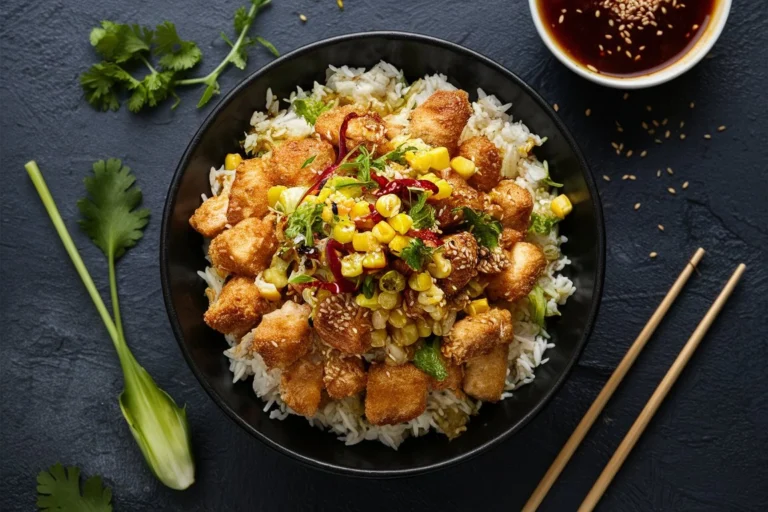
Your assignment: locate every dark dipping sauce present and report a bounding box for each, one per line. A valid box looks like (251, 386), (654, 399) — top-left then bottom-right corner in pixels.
(538, 0), (716, 77)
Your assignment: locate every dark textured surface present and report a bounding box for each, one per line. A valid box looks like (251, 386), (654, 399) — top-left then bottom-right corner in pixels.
(1, 0), (766, 510)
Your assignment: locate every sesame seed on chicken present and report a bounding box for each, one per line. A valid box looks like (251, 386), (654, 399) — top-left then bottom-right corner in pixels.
(441, 308), (514, 364)
(208, 214), (279, 277)
(322, 349), (367, 399)
(365, 363), (429, 426)
(463, 343), (509, 402)
(280, 352), (325, 418)
(459, 136), (503, 192)
(249, 301), (313, 370)
(227, 158), (277, 225)
(439, 232), (478, 296)
(409, 90), (472, 156)
(315, 105), (388, 155)
(314, 293), (373, 355)
(189, 193), (229, 238)
(486, 242), (547, 303)
(489, 180), (534, 232)
(204, 276), (273, 338)
(271, 138), (336, 187)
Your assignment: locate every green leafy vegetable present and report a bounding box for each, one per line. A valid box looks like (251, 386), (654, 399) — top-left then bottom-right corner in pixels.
(374, 144), (417, 168)
(408, 192), (435, 229)
(36, 464), (112, 512)
(288, 274), (316, 284)
(285, 202), (324, 246)
(529, 212), (560, 235)
(361, 275), (376, 299)
(292, 97), (331, 125)
(81, 0), (276, 112)
(400, 238), (434, 271)
(528, 285), (547, 327)
(541, 161), (563, 188)
(413, 337), (448, 381)
(300, 155), (317, 169)
(25, 160), (194, 490)
(456, 207), (503, 249)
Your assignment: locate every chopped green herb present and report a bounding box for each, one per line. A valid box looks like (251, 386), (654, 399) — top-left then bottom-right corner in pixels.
(300, 155), (317, 169)
(408, 192), (435, 229)
(36, 464), (112, 512)
(413, 337), (448, 381)
(285, 202), (324, 246)
(528, 285), (546, 327)
(292, 97), (331, 125)
(361, 275), (376, 299)
(541, 161), (563, 188)
(529, 212), (560, 235)
(373, 143), (417, 169)
(288, 274), (316, 284)
(400, 238), (434, 271)
(456, 207), (503, 249)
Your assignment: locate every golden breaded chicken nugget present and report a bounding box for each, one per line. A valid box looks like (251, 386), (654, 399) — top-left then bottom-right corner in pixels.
(315, 105), (387, 154)
(409, 90), (472, 155)
(189, 193), (229, 238)
(272, 138), (336, 187)
(489, 180), (534, 232)
(439, 232), (478, 296)
(250, 301), (312, 370)
(365, 363), (429, 425)
(463, 343), (509, 402)
(204, 276), (272, 338)
(433, 168), (486, 228)
(314, 293), (373, 355)
(280, 353), (324, 417)
(460, 136), (502, 192)
(227, 158), (276, 225)
(441, 308), (514, 364)
(486, 242), (546, 302)
(209, 214), (278, 277)
(323, 349), (367, 399)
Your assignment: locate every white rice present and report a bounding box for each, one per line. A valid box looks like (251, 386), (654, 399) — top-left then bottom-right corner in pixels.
(202, 62), (575, 449)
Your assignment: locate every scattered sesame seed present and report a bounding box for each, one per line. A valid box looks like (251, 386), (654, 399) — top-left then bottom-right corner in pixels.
(680, 133), (686, 140)
(665, 130), (671, 139)
(650, 251), (658, 258)
(626, 150), (634, 157)
(656, 169), (661, 177)
(623, 93), (629, 100)
(654, 139), (662, 144)
(658, 224), (665, 231)
(622, 174), (629, 180)
(640, 150), (648, 157)
(646, 105), (652, 112)
(680, 121), (685, 128)
(299, 13), (307, 22)
(585, 108), (591, 116)
(718, 125), (727, 132)
(642, 121), (649, 129)
(667, 167), (674, 175)
(668, 187), (676, 195)
(595, 9), (601, 17)
(662, 118), (668, 126)
(553, 103), (560, 111)
(629, 174), (637, 180)
(559, 14), (565, 23)
(704, 134), (712, 139)
(634, 203), (641, 210)
(603, 175), (611, 181)
(652, 120), (659, 127)
(690, 101), (695, 108)
(682, 181), (689, 189)
(611, 142), (619, 150)
(587, 64), (599, 72)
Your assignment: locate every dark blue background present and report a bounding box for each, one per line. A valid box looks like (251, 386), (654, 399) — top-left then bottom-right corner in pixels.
(2, 1), (767, 510)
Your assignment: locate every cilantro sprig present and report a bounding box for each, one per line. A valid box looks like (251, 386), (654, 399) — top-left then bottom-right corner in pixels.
(36, 464), (112, 512)
(81, 0), (277, 113)
(285, 202), (325, 246)
(399, 238), (434, 271)
(456, 207), (503, 249)
(408, 192), (435, 230)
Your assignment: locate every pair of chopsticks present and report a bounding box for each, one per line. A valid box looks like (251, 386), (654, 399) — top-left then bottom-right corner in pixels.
(523, 248), (745, 512)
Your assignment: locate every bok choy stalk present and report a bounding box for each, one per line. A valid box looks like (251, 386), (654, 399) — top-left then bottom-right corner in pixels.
(25, 160), (194, 490)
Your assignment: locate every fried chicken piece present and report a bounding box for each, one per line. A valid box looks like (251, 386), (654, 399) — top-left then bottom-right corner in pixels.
(476, 246), (511, 275)
(314, 293), (373, 355)
(322, 349), (367, 399)
(204, 276), (272, 338)
(271, 138), (336, 187)
(209, 215), (278, 277)
(486, 242), (547, 303)
(280, 353), (324, 417)
(499, 228), (526, 249)
(441, 308), (514, 364)
(227, 158), (276, 225)
(249, 301), (313, 370)
(433, 168), (486, 228)
(429, 360), (464, 392)
(315, 105), (388, 154)
(365, 363), (429, 425)
(460, 136), (502, 192)
(189, 193), (229, 238)
(489, 180), (534, 232)
(409, 90), (472, 155)
(463, 343), (509, 402)
(439, 232), (478, 296)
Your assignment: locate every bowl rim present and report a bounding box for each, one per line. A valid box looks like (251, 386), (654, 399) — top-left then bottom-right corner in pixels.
(160, 30), (606, 477)
(527, 0), (733, 89)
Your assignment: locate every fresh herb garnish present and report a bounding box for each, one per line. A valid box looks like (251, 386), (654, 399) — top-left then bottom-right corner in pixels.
(292, 97), (332, 125)
(408, 192), (435, 229)
(288, 274), (316, 284)
(456, 207), (503, 249)
(285, 202), (325, 246)
(400, 238), (434, 271)
(361, 274), (376, 299)
(375, 144), (417, 167)
(300, 155), (317, 169)
(413, 337), (448, 381)
(80, 0), (276, 112)
(36, 464), (112, 512)
(541, 161), (563, 188)
(25, 160), (194, 490)
(529, 212), (560, 235)
(528, 285), (547, 327)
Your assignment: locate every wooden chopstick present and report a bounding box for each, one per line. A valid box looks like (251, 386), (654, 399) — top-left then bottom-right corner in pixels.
(522, 247), (706, 512)
(578, 263), (746, 512)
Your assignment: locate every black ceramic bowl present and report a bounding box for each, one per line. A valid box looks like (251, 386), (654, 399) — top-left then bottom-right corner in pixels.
(161, 32), (604, 477)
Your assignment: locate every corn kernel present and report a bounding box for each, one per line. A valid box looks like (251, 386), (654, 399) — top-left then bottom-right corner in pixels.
(451, 156), (476, 179)
(388, 308), (408, 328)
(551, 194), (573, 219)
(388, 235), (412, 255)
(263, 268), (288, 289)
(388, 213), (413, 235)
(427, 251), (452, 279)
(255, 276), (281, 301)
(372, 221), (396, 244)
(336, 197), (354, 217)
(416, 317), (432, 338)
(375, 194), (402, 218)
(432, 179), (453, 200)
(379, 270), (406, 293)
(408, 272), (433, 292)
(466, 278), (487, 298)
(321, 206), (334, 224)
(224, 153), (243, 170)
(355, 291), (380, 309)
(465, 298), (490, 316)
(317, 187), (332, 203)
(340, 253), (364, 277)
(421, 172), (440, 183)
(268, 186), (287, 208)
(417, 284), (444, 306)
(401, 322), (420, 345)
(352, 232), (380, 252)
(350, 201), (371, 219)
(428, 147), (451, 170)
(362, 250), (387, 269)
(405, 151), (432, 173)
(372, 309), (389, 330)
(331, 218), (356, 244)
(378, 291), (401, 310)
(371, 329), (388, 347)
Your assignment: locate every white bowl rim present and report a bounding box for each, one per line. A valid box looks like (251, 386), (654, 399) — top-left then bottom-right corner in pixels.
(528, 0), (733, 89)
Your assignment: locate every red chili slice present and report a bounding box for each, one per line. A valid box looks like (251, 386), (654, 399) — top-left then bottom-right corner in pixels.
(407, 229), (443, 247)
(300, 113), (361, 202)
(324, 239), (357, 293)
(375, 178), (439, 197)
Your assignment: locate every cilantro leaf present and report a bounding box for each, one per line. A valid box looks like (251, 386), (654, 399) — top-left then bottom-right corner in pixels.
(36, 464), (113, 512)
(408, 192), (435, 229)
(528, 212), (560, 235)
(374, 144), (417, 168)
(154, 21), (202, 71)
(80, 62), (137, 111)
(293, 98), (331, 125)
(77, 159), (150, 260)
(528, 285), (546, 327)
(255, 36), (279, 57)
(400, 238), (434, 271)
(285, 203), (324, 247)
(90, 21), (152, 63)
(301, 155), (317, 169)
(413, 337), (448, 381)
(456, 207), (503, 249)
(361, 275), (376, 299)
(288, 274), (316, 284)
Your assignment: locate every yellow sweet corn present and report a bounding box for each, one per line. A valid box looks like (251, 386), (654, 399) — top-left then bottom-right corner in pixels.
(551, 194), (573, 219)
(388, 235), (412, 255)
(427, 251), (452, 279)
(465, 278), (487, 299)
(340, 253), (364, 277)
(350, 201), (371, 219)
(263, 268), (287, 289)
(372, 221), (396, 244)
(355, 292), (380, 310)
(331, 218), (356, 244)
(432, 179), (453, 200)
(451, 156), (476, 179)
(352, 232), (380, 252)
(405, 151), (432, 173)
(388, 308), (408, 328)
(375, 194), (402, 218)
(416, 317), (432, 338)
(428, 147), (450, 170)
(420, 172), (440, 183)
(408, 272), (432, 292)
(362, 250), (387, 269)
(268, 186), (287, 208)
(378, 291), (401, 310)
(370, 329), (388, 347)
(388, 213), (413, 235)
(401, 322), (420, 346)
(317, 187), (332, 203)
(224, 153), (243, 170)
(255, 276), (281, 301)
(417, 284), (444, 306)
(465, 298), (490, 316)
(321, 206), (334, 224)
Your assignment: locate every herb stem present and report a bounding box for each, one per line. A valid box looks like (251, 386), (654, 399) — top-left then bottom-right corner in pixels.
(139, 55), (158, 75)
(108, 251), (125, 342)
